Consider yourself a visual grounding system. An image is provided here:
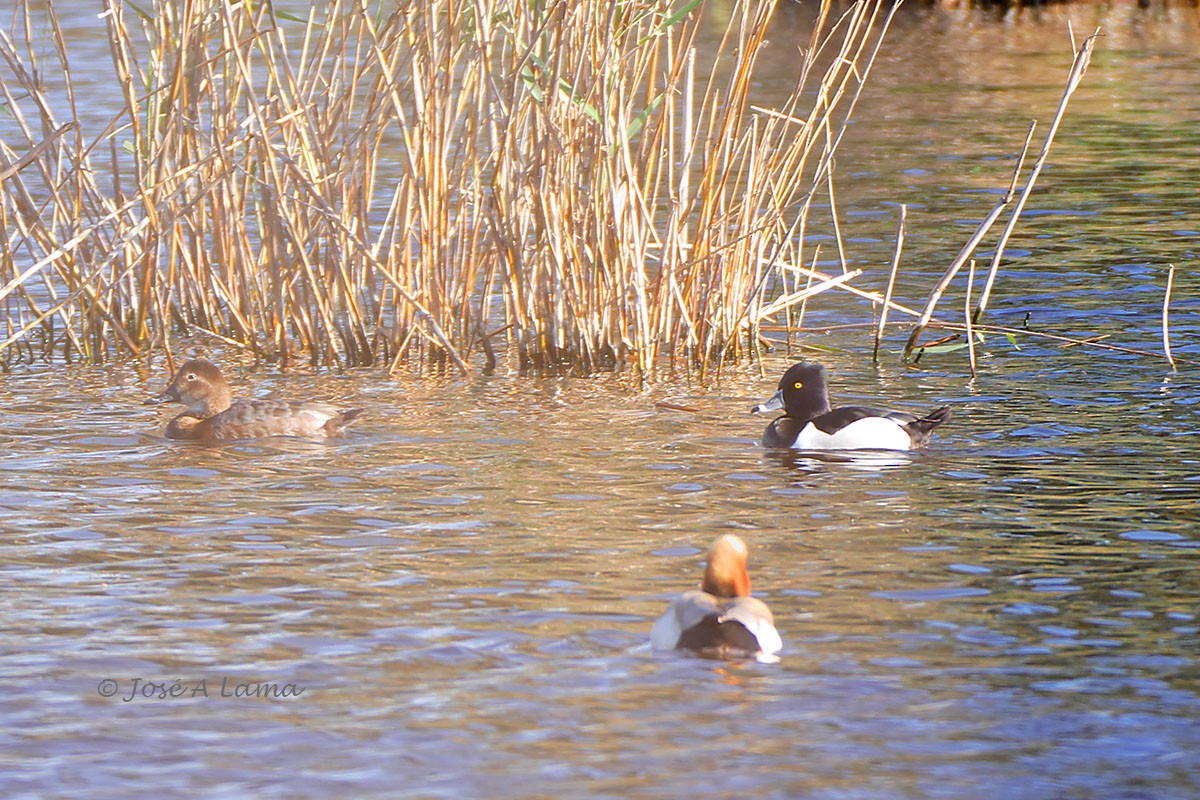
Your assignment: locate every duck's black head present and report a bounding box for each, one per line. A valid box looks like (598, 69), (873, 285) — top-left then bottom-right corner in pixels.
(751, 361), (832, 422)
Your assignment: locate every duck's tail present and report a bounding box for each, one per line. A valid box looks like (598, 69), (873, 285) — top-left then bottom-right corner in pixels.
(904, 405), (950, 447)
(323, 408), (365, 435)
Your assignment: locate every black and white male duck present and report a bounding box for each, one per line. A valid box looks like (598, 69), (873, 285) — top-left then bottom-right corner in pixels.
(651, 534), (782, 660)
(751, 361), (949, 451)
(146, 359), (364, 441)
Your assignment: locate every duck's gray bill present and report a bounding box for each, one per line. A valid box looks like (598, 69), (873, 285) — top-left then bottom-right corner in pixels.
(751, 390), (784, 414)
(144, 388), (177, 406)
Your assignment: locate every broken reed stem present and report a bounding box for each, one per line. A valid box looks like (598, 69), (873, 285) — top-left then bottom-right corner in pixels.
(767, 320), (1192, 366)
(1163, 264), (1176, 370)
(964, 258), (977, 378)
(903, 28), (1101, 361)
(873, 203), (906, 364)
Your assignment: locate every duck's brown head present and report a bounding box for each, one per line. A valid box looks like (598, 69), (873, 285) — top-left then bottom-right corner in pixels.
(145, 359), (233, 417)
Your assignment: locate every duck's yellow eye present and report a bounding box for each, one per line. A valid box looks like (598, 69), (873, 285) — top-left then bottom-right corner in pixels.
(793, 381), (803, 389)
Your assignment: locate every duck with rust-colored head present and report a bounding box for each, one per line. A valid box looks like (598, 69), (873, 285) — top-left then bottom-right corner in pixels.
(752, 361), (949, 451)
(651, 534), (782, 661)
(146, 359), (364, 441)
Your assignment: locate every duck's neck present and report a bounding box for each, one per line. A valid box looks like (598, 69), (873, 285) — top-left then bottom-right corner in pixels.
(191, 385), (233, 417)
(208, 388), (233, 416)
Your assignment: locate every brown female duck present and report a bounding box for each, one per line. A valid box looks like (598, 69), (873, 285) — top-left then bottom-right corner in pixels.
(146, 359), (363, 441)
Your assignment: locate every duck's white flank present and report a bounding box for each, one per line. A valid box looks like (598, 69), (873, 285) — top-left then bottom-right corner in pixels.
(796, 416), (913, 451)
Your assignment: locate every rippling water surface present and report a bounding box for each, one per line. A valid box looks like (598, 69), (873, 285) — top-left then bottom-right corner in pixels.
(3, 3), (1200, 798)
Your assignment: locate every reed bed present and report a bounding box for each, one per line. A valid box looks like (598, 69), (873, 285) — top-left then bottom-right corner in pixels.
(0, 0), (903, 376)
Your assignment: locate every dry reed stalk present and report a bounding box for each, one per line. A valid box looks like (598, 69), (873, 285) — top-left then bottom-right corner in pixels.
(873, 204), (906, 364)
(1162, 264), (1175, 369)
(751, 270), (863, 324)
(964, 259), (977, 377)
(765, 258), (924, 320)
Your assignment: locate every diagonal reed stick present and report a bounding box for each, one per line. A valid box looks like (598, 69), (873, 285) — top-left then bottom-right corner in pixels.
(904, 28), (1101, 361)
